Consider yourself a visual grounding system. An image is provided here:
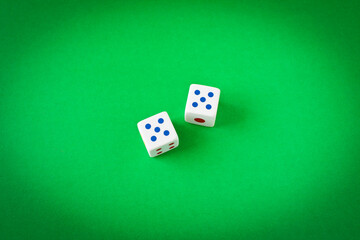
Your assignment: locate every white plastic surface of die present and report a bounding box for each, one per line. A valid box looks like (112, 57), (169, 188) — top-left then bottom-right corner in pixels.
(137, 111), (179, 157)
(185, 84), (220, 127)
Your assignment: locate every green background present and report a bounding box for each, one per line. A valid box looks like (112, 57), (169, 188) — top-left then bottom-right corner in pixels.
(1, 0), (360, 239)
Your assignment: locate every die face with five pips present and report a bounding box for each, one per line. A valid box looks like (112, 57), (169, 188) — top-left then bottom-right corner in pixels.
(185, 84), (221, 127)
(137, 111), (179, 157)
(137, 84), (220, 157)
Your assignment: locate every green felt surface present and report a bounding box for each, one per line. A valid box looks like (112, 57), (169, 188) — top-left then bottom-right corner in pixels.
(1, 1), (360, 239)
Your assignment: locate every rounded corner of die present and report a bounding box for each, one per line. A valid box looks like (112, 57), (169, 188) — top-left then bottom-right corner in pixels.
(161, 111), (169, 117)
(189, 83), (200, 89)
(208, 122), (216, 128)
(184, 112), (193, 123)
(210, 86), (220, 95)
(173, 132), (179, 141)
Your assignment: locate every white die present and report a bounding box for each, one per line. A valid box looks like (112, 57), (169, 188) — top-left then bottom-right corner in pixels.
(185, 84), (221, 127)
(137, 111), (179, 157)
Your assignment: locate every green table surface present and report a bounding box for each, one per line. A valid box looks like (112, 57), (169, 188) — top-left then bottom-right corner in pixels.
(1, 1), (360, 239)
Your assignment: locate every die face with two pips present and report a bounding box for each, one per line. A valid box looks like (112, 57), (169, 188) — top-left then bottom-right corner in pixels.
(137, 111), (179, 157)
(185, 84), (221, 127)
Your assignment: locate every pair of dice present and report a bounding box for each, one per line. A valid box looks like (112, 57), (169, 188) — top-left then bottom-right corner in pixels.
(137, 84), (221, 157)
